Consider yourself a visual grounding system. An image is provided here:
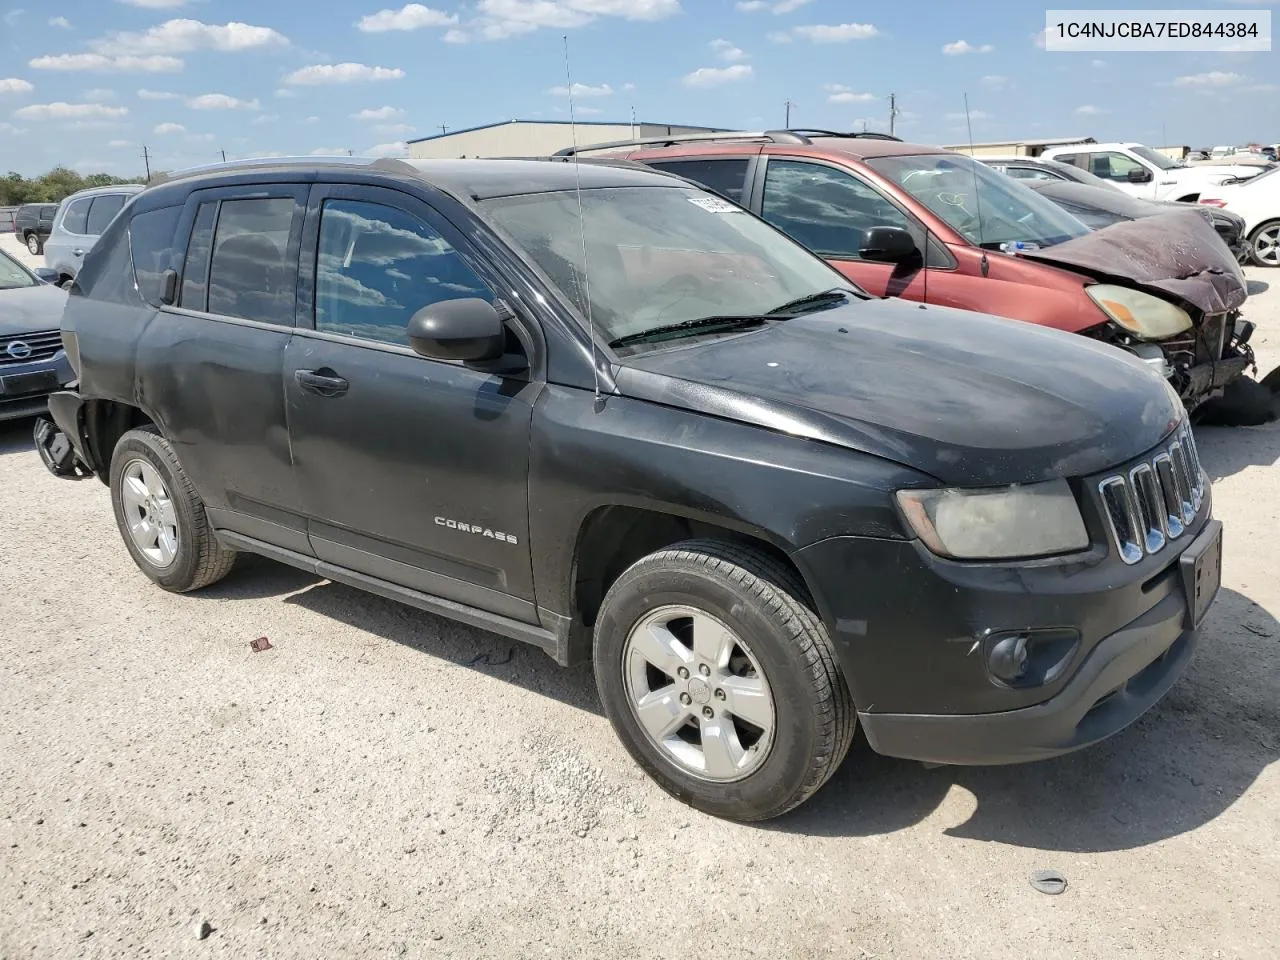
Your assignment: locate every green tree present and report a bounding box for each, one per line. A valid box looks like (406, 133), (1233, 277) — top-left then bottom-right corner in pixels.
(0, 168), (142, 207)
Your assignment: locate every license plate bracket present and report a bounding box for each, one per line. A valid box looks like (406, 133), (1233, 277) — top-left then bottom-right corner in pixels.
(0, 369), (58, 397)
(1180, 519), (1223, 630)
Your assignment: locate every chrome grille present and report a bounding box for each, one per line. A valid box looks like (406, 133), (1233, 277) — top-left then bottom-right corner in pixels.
(1099, 424), (1205, 565)
(0, 330), (63, 366)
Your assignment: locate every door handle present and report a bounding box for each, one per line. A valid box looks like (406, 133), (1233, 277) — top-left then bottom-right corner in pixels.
(294, 369), (349, 398)
(72, 249), (84, 257)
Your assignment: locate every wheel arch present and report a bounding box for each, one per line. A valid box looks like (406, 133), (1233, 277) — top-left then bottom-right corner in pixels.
(82, 399), (159, 485)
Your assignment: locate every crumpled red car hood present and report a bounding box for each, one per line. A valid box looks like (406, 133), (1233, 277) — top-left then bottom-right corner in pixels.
(1021, 208), (1248, 315)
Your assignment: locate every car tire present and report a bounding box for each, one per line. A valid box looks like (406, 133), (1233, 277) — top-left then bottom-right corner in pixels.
(109, 427), (237, 593)
(26, 232), (42, 255)
(593, 539), (855, 821)
(1192, 376), (1278, 426)
(1249, 220), (1280, 267)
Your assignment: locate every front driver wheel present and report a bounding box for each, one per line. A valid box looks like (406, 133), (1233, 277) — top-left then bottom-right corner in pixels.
(593, 540), (855, 821)
(26, 233), (42, 255)
(1250, 220), (1280, 267)
(109, 427), (237, 592)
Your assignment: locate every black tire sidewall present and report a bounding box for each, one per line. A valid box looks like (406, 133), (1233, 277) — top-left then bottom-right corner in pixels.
(595, 560), (826, 820)
(109, 431), (209, 591)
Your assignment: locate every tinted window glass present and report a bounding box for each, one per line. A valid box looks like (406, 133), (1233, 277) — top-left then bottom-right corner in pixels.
(180, 202), (217, 311)
(315, 199), (493, 346)
(86, 194), (127, 235)
(1054, 153), (1085, 169)
(645, 159), (750, 202)
(129, 205), (182, 305)
(44, 205), (59, 219)
(207, 197), (296, 325)
(62, 198), (91, 234)
(1007, 167), (1061, 182)
(1091, 152), (1145, 181)
(762, 159), (912, 259)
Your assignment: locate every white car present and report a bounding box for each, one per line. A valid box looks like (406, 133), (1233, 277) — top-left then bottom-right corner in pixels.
(1040, 142), (1268, 202)
(1200, 165), (1280, 267)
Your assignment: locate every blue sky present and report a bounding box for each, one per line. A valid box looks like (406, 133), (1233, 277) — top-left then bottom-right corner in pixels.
(0, 0), (1274, 177)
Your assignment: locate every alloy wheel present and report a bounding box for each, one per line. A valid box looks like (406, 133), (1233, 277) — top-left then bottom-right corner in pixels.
(120, 458), (180, 568)
(1255, 224), (1280, 266)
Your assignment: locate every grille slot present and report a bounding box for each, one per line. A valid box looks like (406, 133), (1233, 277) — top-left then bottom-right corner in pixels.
(1099, 424), (1205, 565)
(0, 330), (63, 366)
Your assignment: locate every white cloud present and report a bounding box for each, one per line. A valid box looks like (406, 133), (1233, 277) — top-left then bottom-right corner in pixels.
(710, 38), (747, 62)
(736, 0), (812, 11)
(945, 109), (992, 122)
(250, 113), (280, 125)
(285, 63), (406, 85)
(1174, 71), (1244, 87)
(1075, 104), (1105, 115)
(574, 105), (604, 115)
(1091, 59), (1106, 68)
(117, 0), (192, 7)
(49, 16), (71, 28)
(766, 30), (792, 43)
(0, 77), (35, 94)
(274, 89), (297, 98)
(137, 88), (180, 100)
(375, 122), (415, 135)
(981, 75), (1007, 89)
(681, 64), (753, 88)
(442, 28), (469, 42)
(108, 139), (131, 148)
(451, 0), (680, 42)
(0, 122), (29, 134)
(942, 40), (993, 55)
(1032, 28), (1048, 49)
(353, 105), (406, 120)
(90, 19), (289, 56)
(302, 116), (320, 124)
(83, 87), (116, 101)
(153, 121), (185, 134)
(792, 23), (878, 42)
(356, 4), (458, 32)
(29, 54), (183, 72)
(186, 132), (214, 142)
(547, 81), (613, 97)
(622, 81), (635, 91)
(14, 101), (128, 119)
(188, 93), (261, 110)
(366, 141), (409, 158)
(310, 147), (349, 156)
(824, 84), (874, 104)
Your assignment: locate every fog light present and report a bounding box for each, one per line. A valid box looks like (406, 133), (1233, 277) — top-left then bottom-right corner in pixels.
(988, 634), (1029, 683)
(982, 628), (1081, 689)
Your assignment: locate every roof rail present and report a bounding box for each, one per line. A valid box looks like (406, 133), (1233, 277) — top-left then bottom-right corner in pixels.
(767, 128), (904, 142)
(553, 129), (809, 157)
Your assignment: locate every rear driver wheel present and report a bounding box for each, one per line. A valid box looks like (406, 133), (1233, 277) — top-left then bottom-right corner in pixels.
(26, 232), (42, 255)
(1250, 220), (1280, 267)
(593, 539), (855, 821)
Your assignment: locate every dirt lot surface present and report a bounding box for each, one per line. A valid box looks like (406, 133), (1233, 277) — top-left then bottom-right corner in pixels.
(2, 232), (1278, 959)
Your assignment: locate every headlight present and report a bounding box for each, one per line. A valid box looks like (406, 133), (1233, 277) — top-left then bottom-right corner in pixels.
(896, 480), (1090, 560)
(1086, 284), (1192, 340)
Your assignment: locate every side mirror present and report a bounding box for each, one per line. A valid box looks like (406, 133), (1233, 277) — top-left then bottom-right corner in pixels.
(33, 266), (59, 284)
(406, 298), (507, 364)
(859, 225), (921, 264)
(1127, 167), (1153, 184)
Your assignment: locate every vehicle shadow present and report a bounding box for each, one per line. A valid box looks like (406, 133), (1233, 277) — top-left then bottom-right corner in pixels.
(0, 418), (34, 457)
(769, 585), (1279, 851)
(1194, 419), (1280, 481)
(1246, 279), (1269, 296)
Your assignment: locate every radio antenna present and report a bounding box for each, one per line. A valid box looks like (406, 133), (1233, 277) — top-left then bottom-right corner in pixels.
(563, 34), (604, 410)
(963, 91), (989, 273)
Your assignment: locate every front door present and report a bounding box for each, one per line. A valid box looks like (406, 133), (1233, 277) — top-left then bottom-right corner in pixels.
(283, 184), (539, 622)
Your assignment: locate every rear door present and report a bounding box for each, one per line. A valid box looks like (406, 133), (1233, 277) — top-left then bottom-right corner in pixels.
(133, 183), (312, 554)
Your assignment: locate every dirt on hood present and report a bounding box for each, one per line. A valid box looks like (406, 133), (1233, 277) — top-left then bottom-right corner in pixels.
(1021, 207), (1248, 315)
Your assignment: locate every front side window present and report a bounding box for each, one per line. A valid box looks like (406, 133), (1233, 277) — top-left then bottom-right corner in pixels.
(206, 197), (297, 325)
(1006, 167), (1061, 182)
(483, 185), (852, 346)
(762, 159), (914, 260)
(0, 250), (36, 289)
(315, 199), (493, 346)
(86, 194), (127, 235)
(1091, 152), (1146, 181)
(868, 153), (1090, 250)
(129, 205), (182, 305)
(645, 159), (750, 203)
(62, 198), (91, 234)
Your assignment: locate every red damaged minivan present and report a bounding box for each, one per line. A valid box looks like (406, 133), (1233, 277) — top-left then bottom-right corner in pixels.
(566, 130), (1259, 416)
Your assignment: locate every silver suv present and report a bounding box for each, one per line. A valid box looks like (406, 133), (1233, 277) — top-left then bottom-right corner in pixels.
(44, 184), (145, 285)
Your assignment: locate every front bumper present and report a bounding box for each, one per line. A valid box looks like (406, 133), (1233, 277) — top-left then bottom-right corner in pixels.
(0, 352), (74, 422)
(793, 493), (1218, 766)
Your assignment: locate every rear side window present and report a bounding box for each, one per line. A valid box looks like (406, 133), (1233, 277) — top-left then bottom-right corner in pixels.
(1053, 153), (1085, 169)
(180, 202), (217, 311)
(129, 205), (182, 305)
(62, 198), (92, 234)
(1007, 167), (1061, 182)
(86, 194), (127, 235)
(206, 198), (297, 325)
(645, 159), (750, 203)
(761, 159), (913, 260)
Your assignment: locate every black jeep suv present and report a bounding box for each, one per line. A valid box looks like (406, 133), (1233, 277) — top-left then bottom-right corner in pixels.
(36, 157), (1221, 821)
(15, 203), (59, 255)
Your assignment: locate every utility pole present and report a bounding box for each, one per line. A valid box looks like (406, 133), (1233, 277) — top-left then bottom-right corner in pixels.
(860, 119), (868, 133)
(142, 144), (151, 181)
(888, 93), (898, 137)
(220, 149), (227, 162)
(439, 123), (448, 135)
(783, 99), (796, 127)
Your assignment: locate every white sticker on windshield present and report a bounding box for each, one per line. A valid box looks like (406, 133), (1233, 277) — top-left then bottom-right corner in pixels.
(687, 196), (743, 213)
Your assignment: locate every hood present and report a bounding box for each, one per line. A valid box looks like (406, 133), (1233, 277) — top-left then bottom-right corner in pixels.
(1177, 163), (1267, 181)
(615, 299), (1182, 488)
(1019, 208), (1247, 315)
(0, 283), (68, 336)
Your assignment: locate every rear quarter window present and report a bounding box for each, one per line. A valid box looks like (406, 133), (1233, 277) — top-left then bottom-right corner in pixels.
(62, 198), (92, 234)
(129, 205), (183, 306)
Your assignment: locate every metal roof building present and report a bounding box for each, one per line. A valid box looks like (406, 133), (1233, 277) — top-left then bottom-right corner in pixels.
(943, 136), (1095, 158)
(406, 119), (733, 160)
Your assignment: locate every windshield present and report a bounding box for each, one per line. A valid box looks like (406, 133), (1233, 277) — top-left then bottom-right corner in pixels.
(868, 153), (1090, 250)
(0, 250), (37, 289)
(483, 185), (857, 346)
(1131, 146), (1179, 170)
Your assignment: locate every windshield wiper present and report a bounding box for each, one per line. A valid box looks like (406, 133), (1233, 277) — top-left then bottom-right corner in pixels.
(609, 314), (768, 348)
(765, 287), (854, 317)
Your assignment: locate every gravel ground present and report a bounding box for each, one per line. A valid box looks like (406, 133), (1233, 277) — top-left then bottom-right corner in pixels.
(2, 232), (1278, 959)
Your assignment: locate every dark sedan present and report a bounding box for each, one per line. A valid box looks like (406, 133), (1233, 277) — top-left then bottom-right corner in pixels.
(0, 248), (72, 422)
(1024, 179), (1250, 263)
